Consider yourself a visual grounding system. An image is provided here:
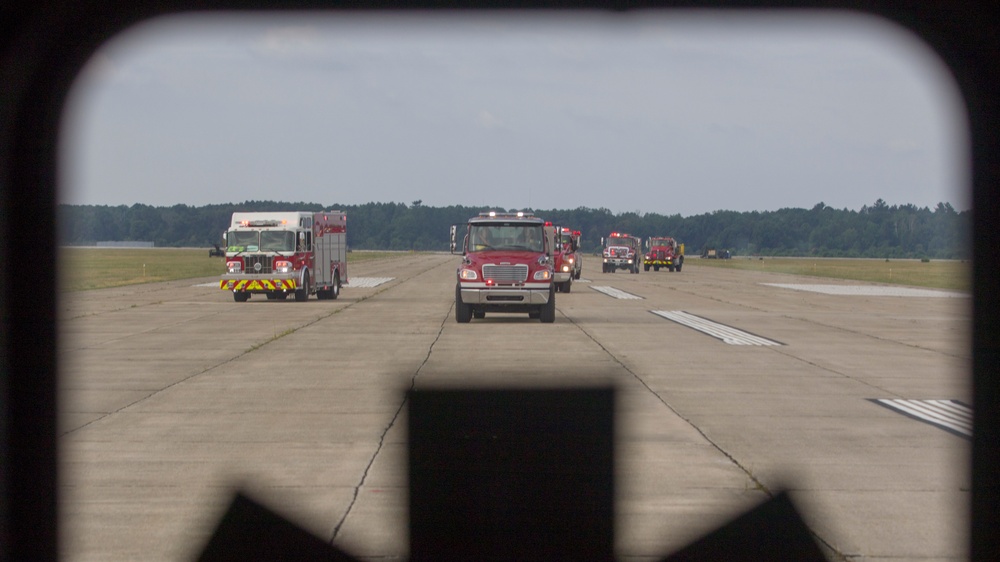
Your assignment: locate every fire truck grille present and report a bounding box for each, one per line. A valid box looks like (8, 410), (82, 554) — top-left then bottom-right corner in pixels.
(243, 255), (272, 274)
(482, 264), (528, 283)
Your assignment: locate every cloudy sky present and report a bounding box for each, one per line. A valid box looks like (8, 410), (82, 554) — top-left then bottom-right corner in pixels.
(58, 10), (970, 217)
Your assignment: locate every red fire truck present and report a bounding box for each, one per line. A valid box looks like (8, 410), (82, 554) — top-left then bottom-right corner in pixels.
(549, 226), (582, 292)
(601, 232), (642, 274)
(451, 211), (556, 323)
(644, 236), (685, 272)
(220, 211), (347, 302)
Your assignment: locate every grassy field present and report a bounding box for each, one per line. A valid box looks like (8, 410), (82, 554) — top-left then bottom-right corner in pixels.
(59, 248), (398, 292)
(688, 256), (971, 292)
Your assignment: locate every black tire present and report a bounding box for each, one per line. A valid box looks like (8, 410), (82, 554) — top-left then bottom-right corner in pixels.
(668, 266), (674, 272)
(654, 265), (660, 272)
(676, 260), (683, 272)
(265, 292), (277, 300)
(234, 292), (249, 302)
(276, 292), (288, 300)
(644, 264), (650, 271)
(295, 271), (310, 302)
(539, 287), (556, 323)
(455, 285), (472, 323)
(563, 279), (572, 293)
(317, 273), (340, 300)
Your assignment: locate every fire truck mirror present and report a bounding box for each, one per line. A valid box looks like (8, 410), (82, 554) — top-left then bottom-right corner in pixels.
(449, 225), (457, 254)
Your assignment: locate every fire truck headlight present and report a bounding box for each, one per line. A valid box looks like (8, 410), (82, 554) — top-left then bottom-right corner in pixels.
(226, 261), (242, 274)
(274, 260), (293, 274)
(534, 270), (552, 281)
(459, 269), (478, 280)
(627, 259), (633, 264)
(561, 265), (570, 272)
(567, 257), (574, 264)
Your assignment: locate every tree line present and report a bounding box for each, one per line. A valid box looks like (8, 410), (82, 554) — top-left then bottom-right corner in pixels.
(58, 198), (970, 259)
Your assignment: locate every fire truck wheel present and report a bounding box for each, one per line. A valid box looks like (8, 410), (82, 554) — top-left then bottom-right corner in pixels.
(295, 273), (310, 302)
(668, 266), (675, 272)
(644, 264), (650, 271)
(233, 292), (249, 303)
(265, 292), (277, 300)
(563, 280), (572, 293)
(455, 285), (472, 323)
(540, 289), (556, 323)
(331, 273), (340, 299)
(676, 263), (683, 272)
(473, 310), (485, 319)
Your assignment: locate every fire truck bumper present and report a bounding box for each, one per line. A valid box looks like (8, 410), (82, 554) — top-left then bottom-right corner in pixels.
(459, 284), (552, 306)
(220, 275), (298, 292)
(605, 258), (633, 266)
(553, 271), (572, 283)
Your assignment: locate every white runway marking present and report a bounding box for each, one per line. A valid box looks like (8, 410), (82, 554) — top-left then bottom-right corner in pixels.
(347, 277), (394, 288)
(576, 278), (592, 283)
(650, 310), (782, 346)
(874, 399), (972, 438)
(193, 282), (218, 288)
(590, 286), (643, 300)
(763, 283), (969, 298)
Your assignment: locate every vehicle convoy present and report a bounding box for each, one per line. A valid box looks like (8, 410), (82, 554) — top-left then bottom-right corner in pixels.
(644, 236), (684, 272)
(601, 232), (642, 273)
(451, 211), (556, 323)
(220, 211), (347, 302)
(550, 226), (582, 292)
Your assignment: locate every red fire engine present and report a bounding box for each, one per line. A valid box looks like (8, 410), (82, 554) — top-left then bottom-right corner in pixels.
(219, 211), (347, 302)
(644, 236), (685, 272)
(451, 211), (556, 323)
(601, 232), (642, 274)
(548, 225), (582, 292)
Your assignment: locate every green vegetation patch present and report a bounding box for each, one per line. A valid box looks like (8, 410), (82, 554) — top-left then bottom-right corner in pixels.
(690, 257), (970, 292)
(60, 247), (402, 292)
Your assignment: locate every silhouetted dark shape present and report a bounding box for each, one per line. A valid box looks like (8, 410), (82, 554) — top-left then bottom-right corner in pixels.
(198, 388), (825, 561)
(664, 491), (826, 562)
(198, 493), (360, 562)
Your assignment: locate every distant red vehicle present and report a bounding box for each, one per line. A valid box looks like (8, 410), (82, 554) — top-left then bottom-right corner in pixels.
(602, 232), (642, 274)
(644, 236), (684, 272)
(548, 226), (582, 292)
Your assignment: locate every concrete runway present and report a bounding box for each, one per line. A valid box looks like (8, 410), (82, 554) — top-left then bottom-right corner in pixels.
(58, 253), (972, 561)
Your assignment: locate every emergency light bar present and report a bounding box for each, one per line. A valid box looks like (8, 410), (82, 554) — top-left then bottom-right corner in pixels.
(478, 211), (535, 219)
(240, 220), (284, 227)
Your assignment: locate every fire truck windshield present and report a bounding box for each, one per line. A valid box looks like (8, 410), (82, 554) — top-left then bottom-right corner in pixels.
(470, 224), (543, 253)
(260, 231), (295, 252)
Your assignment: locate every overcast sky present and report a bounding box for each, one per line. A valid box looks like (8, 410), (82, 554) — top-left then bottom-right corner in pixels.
(58, 10), (971, 217)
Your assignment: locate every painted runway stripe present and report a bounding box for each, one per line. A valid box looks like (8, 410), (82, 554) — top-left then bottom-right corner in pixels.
(590, 286), (643, 300)
(873, 399), (972, 438)
(650, 310), (783, 346)
(763, 283), (969, 298)
(347, 277), (394, 288)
